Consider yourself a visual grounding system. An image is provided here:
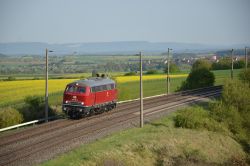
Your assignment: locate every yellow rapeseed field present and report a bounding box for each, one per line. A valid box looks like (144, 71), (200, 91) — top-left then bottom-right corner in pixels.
(0, 79), (77, 106)
(0, 74), (187, 107)
(115, 74), (187, 83)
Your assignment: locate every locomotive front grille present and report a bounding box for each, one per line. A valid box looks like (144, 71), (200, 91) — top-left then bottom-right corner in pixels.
(70, 102), (81, 105)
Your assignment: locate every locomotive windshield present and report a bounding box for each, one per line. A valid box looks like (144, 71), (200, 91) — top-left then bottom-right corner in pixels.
(65, 85), (86, 93)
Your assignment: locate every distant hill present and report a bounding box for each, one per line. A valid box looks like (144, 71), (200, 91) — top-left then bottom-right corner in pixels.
(0, 41), (248, 56)
(216, 49), (247, 57)
(0, 53), (8, 58)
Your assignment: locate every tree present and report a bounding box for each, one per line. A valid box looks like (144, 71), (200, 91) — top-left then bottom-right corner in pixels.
(178, 59), (215, 90)
(192, 59), (211, 71)
(146, 69), (158, 75)
(164, 63), (180, 73)
(180, 68), (215, 90)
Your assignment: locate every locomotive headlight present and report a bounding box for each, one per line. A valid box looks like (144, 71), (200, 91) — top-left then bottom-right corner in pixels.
(65, 100), (69, 104)
(81, 102), (84, 105)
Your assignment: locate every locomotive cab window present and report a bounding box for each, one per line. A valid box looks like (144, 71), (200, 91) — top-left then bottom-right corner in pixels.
(106, 84), (110, 90)
(66, 85), (77, 93)
(66, 85), (86, 93)
(102, 85), (108, 91)
(77, 87), (86, 93)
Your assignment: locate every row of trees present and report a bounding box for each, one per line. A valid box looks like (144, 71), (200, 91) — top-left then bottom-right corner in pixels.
(212, 58), (247, 70)
(1, 56), (248, 75)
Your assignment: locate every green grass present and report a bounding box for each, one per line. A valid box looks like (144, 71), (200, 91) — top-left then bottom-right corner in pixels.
(212, 69), (241, 85)
(41, 112), (246, 166)
(118, 77), (185, 101)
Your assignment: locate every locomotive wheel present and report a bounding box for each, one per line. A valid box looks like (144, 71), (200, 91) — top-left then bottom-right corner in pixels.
(108, 105), (112, 111)
(89, 109), (95, 116)
(69, 113), (75, 119)
(104, 106), (108, 112)
(82, 111), (89, 118)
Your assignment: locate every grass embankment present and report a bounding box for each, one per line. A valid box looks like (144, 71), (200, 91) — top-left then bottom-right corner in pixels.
(41, 112), (246, 166)
(41, 75), (250, 166)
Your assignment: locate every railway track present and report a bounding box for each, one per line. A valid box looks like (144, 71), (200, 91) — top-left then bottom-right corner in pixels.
(0, 86), (222, 166)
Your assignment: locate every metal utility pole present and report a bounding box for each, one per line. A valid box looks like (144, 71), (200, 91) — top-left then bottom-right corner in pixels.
(231, 49), (234, 79)
(245, 47), (248, 70)
(45, 48), (53, 123)
(167, 48), (172, 94)
(139, 51), (143, 128)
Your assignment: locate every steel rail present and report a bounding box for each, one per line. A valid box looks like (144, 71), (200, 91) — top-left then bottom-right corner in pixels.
(0, 86), (221, 148)
(0, 85), (222, 133)
(0, 86), (221, 147)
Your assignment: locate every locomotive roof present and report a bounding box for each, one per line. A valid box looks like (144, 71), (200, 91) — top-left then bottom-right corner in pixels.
(68, 77), (115, 87)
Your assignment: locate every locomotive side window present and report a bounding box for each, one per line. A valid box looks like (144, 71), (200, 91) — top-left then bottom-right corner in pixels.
(91, 87), (96, 92)
(95, 86), (101, 92)
(91, 83), (115, 93)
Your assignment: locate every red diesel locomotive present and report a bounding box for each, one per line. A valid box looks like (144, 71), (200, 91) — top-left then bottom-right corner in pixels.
(62, 77), (117, 118)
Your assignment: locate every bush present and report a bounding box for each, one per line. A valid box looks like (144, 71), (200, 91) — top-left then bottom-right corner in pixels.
(6, 76), (16, 81)
(124, 72), (137, 76)
(32, 77), (40, 80)
(209, 101), (243, 135)
(20, 96), (55, 121)
(242, 111), (250, 134)
(174, 106), (224, 132)
(146, 69), (158, 75)
(222, 79), (250, 112)
(179, 68), (215, 90)
(0, 107), (23, 128)
(239, 68), (250, 85)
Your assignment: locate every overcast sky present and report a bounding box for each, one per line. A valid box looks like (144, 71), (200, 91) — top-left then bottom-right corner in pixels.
(0, 0), (250, 45)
